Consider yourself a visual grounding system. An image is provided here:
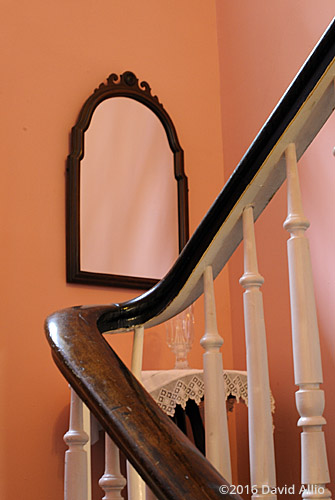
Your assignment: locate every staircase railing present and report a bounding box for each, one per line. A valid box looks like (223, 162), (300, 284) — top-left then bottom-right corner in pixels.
(45, 18), (334, 500)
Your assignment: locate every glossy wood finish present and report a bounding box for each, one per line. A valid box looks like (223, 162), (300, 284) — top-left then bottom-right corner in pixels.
(67, 70), (189, 289)
(46, 307), (239, 500)
(92, 20), (335, 334)
(46, 19), (334, 500)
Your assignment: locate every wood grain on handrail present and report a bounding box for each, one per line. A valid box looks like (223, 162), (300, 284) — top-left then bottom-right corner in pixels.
(46, 305), (241, 500)
(45, 18), (334, 500)
(95, 18), (335, 335)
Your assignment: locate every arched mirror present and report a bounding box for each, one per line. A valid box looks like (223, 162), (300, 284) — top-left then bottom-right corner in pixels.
(66, 71), (189, 289)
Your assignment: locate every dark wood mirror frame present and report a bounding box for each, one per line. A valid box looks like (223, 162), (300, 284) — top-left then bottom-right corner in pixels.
(66, 71), (189, 289)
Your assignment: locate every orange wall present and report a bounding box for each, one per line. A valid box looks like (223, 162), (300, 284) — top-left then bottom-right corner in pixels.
(4, 1), (331, 496)
(216, 2), (334, 494)
(0, 1), (233, 498)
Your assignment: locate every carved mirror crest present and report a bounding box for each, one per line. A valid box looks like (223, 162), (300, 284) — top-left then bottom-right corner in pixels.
(66, 71), (189, 289)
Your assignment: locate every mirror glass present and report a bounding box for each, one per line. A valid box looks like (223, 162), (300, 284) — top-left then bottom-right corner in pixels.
(66, 71), (189, 289)
(80, 97), (178, 280)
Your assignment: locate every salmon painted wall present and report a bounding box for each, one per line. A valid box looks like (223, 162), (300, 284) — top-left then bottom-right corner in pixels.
(216, 2), (334, 494)
(0, 1), (233, 498)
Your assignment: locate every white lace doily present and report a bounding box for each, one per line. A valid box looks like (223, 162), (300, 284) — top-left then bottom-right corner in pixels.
(141, 369), (274, 417)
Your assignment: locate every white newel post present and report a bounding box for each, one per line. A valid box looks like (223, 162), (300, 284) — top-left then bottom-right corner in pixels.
(200, 265), (232, 483)
(64, 388), (90, 500)
(239, 205), (277, 500)
(284, 143), (331, 500)
(127, 325), (147, 500)
(99, 435), (127, 499)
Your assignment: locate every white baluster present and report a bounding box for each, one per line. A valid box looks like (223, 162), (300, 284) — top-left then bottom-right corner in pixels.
(200, 265), (232, 482)
(131, 325), (145, 378)
(98, 435), (126, 499)
(284, 143), (331, 500)
(64, 388), (90, 500)
(99, 326), (146, 500)
(239, 205), (276, 500)
(83, 403), (92, 499)
(126, 325), (147, 500)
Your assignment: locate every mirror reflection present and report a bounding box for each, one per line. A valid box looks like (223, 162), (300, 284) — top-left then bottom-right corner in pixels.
(80, 97), (178, 280)
(66, 70), (189, 289)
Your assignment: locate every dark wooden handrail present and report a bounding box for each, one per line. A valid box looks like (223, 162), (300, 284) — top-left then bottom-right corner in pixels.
(95, 17), (334, 335)
(45, 18), (334, 500)
(46, 306), (240, 499)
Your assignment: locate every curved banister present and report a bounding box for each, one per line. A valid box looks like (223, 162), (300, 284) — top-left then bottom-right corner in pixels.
(95, 17), (334, 334)
(45, 17), (334, 500)
(46, 306), (239, 500)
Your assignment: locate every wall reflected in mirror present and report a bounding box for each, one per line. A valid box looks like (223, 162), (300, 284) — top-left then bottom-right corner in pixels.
(80, 97), (179, 280)
(66, 70), (189, 289)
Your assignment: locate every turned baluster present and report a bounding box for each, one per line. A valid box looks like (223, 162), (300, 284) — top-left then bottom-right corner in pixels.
(98, 435), (126, 500)
(64, 388), (90, 500)
(200, 265), (232, 482)
(284, 143), (331, 500)
(99, 327), (146, 500)
(126, 325), (147, 500)
(239, 205), (276, 500)
(99, 326), (145, 500)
